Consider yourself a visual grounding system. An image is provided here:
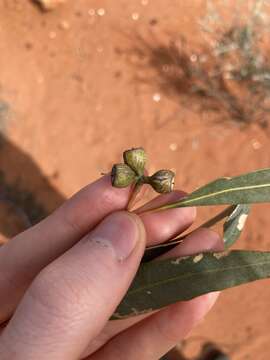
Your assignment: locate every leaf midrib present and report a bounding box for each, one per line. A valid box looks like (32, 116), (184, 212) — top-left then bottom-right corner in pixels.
(172, 183), (270, 207)
(129, 259), (270, 296)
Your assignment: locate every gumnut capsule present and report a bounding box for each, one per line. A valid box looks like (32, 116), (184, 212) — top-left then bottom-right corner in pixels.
(123, 147), (146, 176)
(149, 169), (175, 193)
(111, 163), (136, 188)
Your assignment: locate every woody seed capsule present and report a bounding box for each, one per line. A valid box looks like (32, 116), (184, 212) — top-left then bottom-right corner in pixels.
(111, 163), (136, 188)
(123, 147), (146, 176)
(149, 170), (175, 193)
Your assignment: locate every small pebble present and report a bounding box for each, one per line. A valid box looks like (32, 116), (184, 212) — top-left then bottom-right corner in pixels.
(169, 143), (178, 151)
(97, 8), (105, 16)
(251, 139), (262, 150)
(131, 12), (140, 21)
(190, 54), (198, 62)
(152, 93), (161, 102)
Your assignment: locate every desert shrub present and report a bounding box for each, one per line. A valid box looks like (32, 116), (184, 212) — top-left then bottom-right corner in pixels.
(132, 0), (270, 127)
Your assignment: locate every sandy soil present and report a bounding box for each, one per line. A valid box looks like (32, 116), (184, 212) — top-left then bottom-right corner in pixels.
(1, 0), (270, 359)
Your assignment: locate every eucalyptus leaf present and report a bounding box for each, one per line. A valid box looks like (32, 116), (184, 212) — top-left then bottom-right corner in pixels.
(223, 204), (250, 248)
(112, 250), (270, 319)
(151, 168), (270, 211)
(142, 205), (241, 262)
(142, 238), (183, 262)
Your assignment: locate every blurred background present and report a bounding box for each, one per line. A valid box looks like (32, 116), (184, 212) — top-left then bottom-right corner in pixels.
(1, 0), (270, 359)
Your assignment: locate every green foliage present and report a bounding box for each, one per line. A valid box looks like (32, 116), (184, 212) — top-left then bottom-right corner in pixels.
(197, 0), (270, 125)
(111, 167), (270, 319)
(114, 250), (270, 319)
(133, 0), (270, 126)
(223, 204), (250, 248)
(153, 168), (270, 209)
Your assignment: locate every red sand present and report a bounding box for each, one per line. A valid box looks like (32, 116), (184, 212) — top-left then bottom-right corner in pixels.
(1, 1), (270, 358)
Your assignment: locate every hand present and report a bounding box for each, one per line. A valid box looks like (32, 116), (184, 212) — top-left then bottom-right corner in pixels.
(0, 176), (223, 360)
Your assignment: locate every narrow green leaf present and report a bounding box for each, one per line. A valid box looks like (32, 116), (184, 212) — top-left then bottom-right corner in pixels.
(142, 238), (183, 262)
(142, 205), (239, 262)
(112, 250), (270, 319)
(223, 204), (250, 248)
(151, 168), (270, 211)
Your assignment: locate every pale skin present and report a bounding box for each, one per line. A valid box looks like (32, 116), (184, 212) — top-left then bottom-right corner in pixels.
(0, 176), (224, 359)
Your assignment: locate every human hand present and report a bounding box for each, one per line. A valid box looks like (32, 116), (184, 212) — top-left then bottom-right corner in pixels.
(0, 176), (223, 359)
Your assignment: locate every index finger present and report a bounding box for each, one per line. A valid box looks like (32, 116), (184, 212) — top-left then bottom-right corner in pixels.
(0, 175), (132, 321)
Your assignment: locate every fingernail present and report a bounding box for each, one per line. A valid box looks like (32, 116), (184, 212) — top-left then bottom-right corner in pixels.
(92, 211), (144, 261)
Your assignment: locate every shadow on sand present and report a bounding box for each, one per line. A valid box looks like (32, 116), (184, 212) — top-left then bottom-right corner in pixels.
(0, 134), (65, 240)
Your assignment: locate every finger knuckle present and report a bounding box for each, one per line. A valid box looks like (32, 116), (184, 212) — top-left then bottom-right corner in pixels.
(28, 266), (87, 321)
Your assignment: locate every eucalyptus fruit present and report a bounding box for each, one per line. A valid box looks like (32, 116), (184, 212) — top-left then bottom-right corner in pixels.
(123, 147), (146, 176)
(109, 149), (270, 321)
(111, 147), (175, 195)
(111, 163), (136, 188)
(149, 170), (175, 194)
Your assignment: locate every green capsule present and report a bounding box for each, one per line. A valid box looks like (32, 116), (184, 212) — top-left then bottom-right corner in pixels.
(123, 147), (146, 176)
(149, 169), (175, 193)
(111, 163), (136, 188)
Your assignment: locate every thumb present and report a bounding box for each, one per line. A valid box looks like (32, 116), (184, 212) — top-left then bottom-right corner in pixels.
(0, 212), (146, 360)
